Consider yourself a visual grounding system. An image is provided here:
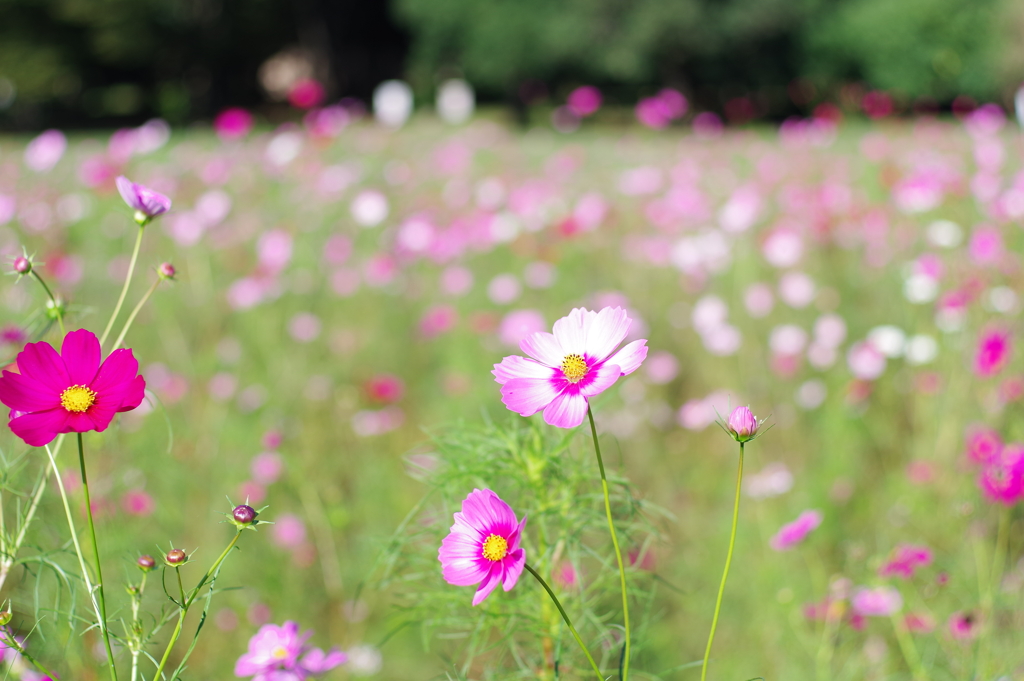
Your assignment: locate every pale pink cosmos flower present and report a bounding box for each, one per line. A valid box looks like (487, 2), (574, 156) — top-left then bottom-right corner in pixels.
(234, 621), (346, 680)
(975, 327), (1011, 377)
(438, 489), (527, 606)
(851, 586), (902, 616)
(24, 130), (67, 173)
(251, 452), (284, 485)
(493, 307), (648, 428)
(272, 514), (307, 550)
(879, 544), (933, 579)
(769, 510), (822, 551)
(498, 310), (546, 348)
(116, 176), (172, 221)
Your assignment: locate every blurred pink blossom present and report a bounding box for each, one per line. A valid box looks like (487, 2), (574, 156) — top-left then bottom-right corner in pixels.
(770, 510), (822, 551)
(364, 374), (405, 404)
(879, 544), (933, 579)
(567, 86), (602, 117)
(948, 612), (979, 640)
(272, 514), (307, 549)
(214, 108), (255, 141)
(975, 327), (1011, 377)
(498, 310), (546, 348)
(851, 586), (902, 616)
(965, 425), (1002, 465)
(251, 452), (284, 485)
(24, 130), (66, 173)
(419, 305), (457, 338)
(122, 490), (155, 517)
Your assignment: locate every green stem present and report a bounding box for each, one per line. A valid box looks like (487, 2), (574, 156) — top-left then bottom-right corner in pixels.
(977, 506), (1011, 677)
(152, 531), (241, 681)
(78, 434), (118, 681)
(587, 407), (630, 681)
(524, 563), (605, 681)
(30, 270), (65, 335)
(891, 612), (928, 681)
(701, 441), (745, 681)
(0, 630), (58, 679)
(111, 276), (162, 351)
(130, 572), (147, 681)
(100, 225), (144, 348)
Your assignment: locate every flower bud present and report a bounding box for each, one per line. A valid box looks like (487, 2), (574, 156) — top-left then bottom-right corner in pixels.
(157, 262), (176, 280)
(726, 406), (759, 442)
(165, 548), (187, 566)
(12, 257), (31, 275)
(45, 298), (65, 320)
(0, 611), (11, 626)
(137, 554), (156, 571)
(232, 504), (257, 526)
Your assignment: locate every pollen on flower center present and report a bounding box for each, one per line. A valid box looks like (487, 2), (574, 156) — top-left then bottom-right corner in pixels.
(271, 645), (289, 660)
(481, 534), (508, 562)
(60, 385), (97, 413)
(560, 354), (588, 383)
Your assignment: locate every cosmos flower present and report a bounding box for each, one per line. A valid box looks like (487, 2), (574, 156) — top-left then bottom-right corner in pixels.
(851, 586), (903, 617)
(116, 176), (172, 223)
(234, 621), (346, 680)
(977, 444), (1024, 505)
(493, 307), (648, 428)
(769, 510), (823, 551)
(878, 544), (933, 579)
(975, 327), (1011, 377)
(438, 489), (526, 606)
(0, 329), (146, 447)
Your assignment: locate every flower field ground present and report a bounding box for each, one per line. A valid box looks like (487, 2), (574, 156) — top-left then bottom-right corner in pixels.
(0, 108), (1023, 679)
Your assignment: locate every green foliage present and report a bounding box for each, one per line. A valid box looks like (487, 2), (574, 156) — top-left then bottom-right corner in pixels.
(370, 417), (669, 678)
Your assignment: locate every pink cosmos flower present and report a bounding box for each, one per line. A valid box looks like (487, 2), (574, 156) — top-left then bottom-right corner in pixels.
(492, 307), (648, 428)
(567, 86), (602, 117)
(438, 488), (527, 606)
(975, 327), (1011, 377)
(878, 544), (933, 579)
(24, 130), (67, 173)
(214, 108), (255, 141)
(122, 489), (155, 517)
(116, 176), (172, 221)
(769, 510), (823, 551)
(725, 405), (759, 442)
(0, 329), (146, 447)
(234, 621), (346, 680)
(851, 586), (902, 616)
(947, 611), (978, 640)
(977, 444), (1024, 505)
(965, 425), (1002, 465)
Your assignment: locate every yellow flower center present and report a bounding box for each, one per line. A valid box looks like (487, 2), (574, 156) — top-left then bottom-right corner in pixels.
(481, 534), (508, 562)
(60, 385), (97, 413)
(561, 354), (588, 383)
(271, 645), (289, 660)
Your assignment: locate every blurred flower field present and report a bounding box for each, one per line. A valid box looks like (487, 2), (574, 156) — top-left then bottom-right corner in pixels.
(0, 105), (1023, 679)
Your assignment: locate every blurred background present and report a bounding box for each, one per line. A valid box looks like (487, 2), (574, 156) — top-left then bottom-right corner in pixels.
(1, 0), (1024, 129)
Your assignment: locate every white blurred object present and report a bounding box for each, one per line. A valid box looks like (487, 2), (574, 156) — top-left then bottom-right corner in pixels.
(346, 643), (383, 676)
(744, 462), (794, 498)
(265, 131), (302, 166)
(905, 335), (938, 365)
(1016, 83), (1024, 129)
(926, 220), (962, 248)
(867, 325), (906, 358)
(350, 190), (389, 227)
(374, 80), (414, 128)
(436, 79), (474, 125)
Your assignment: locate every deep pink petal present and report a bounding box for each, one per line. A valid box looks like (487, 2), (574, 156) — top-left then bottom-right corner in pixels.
(63, 411), (98, 433)
(116, 375), (146, 412)
(579, 363), (622, 397)
(0, 371), (60, 412)
(300, 647), (347, 674)
(61, 329), (101, 385)
(501, 377), (561, 417)
(583, 307), (630, 361)
(492, 356), (555, 385)
(519, 332), (564, 367)
(91, 348), (140, 394)
(552, 308), (588, 354)
(502, 548), (525, 591)
(542, 390), (588, 428)
(16, 342), (69, 393)
(459, 489), (517, 536)
(9, 409), (67, 446)
(507, 515), (528, 552)
(606, 339), (648, 376)
(471, 564), (502, 606)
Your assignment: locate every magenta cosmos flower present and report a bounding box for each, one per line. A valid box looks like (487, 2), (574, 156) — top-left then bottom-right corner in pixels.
(438, 489), (527, 606)
(115, 175), (172, 222)
(235, 621), (346, 680)
(493, 307), (648, 428)
(0, 329), (146, 447)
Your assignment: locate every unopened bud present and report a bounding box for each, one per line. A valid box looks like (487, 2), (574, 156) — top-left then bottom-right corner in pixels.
(157, 262), (176, 280)
(12, 257), (31, 275)
(726, 405), (760, 443)
(165, 548), (187, 566)
(0, 611), (11, 626)
(137, 554), (156, 571)
(232, 504), (257, 526)
(45, 298), (65, 320)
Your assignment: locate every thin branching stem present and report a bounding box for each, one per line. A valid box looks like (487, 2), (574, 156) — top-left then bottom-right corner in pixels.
(0, 629), (58, 678)
(112, 276), (163, 351)
(701, 441), (745, 681)
(30, 270), (65, 335)
(78, 434), (118, 681)
(891, 611), (928, 681)
(587, 406), (630, 681)
(524, 563), (605, 681)
(100, 225), (145, 348)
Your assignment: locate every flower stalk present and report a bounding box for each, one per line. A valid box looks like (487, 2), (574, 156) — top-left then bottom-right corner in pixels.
(524, 563), (604, 681)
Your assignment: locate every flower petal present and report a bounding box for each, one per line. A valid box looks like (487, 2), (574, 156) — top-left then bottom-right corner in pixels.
(606, 339), (648, 376)
(16, 342), (69, 393)
(583, 307), (630, 361)
(116, 176), (142, 212)
(300, 647), (347, 674)
(492, 355), (555, 385)
(552, 308), (589, 354)
(116, 375), (146, 412)
(519, 332), (564, 367)
(61, 329), (101, 386)
(0, 371), (60, 412)
(471, 564), (503, 606)
(501, 377), (560, 417)
(9, 409), (67, 447)
(91, 348), (140, 394)
(579, 362), (622, 397)
(543, 390), (588, 428)
(502, 548), (525, 591)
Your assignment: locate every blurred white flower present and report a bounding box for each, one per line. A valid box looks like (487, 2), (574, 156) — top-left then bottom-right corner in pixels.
(374, 80), (414, 127)
(436, 79), (474, 125)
